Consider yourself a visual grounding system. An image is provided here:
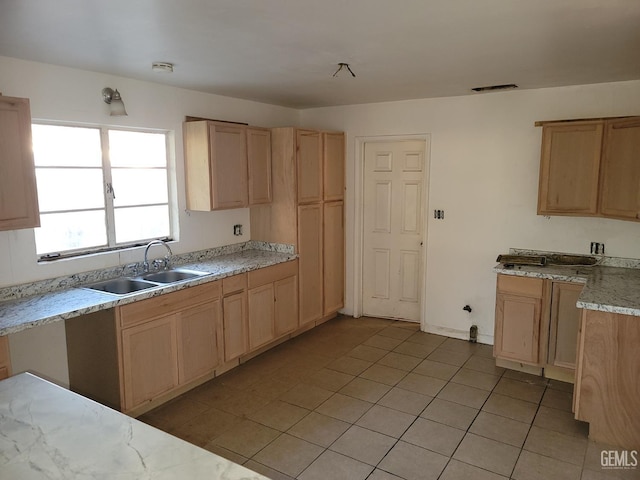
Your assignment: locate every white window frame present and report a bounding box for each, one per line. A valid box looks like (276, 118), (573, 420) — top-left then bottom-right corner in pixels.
(33, 122), (174, 261)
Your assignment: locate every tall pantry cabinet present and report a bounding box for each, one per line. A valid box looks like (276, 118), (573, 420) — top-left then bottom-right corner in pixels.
(251, 128), (345, 327)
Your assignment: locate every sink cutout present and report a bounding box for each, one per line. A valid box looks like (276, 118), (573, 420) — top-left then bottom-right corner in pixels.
(85, 278), (158, 295)
(140, 269), (208, 284)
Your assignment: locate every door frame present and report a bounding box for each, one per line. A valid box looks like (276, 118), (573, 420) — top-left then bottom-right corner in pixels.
(354, 134), (431, 326)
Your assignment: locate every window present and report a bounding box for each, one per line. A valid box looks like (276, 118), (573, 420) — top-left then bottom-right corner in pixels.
(32, 124), (172, 258)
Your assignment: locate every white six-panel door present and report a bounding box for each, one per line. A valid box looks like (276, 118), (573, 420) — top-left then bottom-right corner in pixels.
(362, 140), (426, 321)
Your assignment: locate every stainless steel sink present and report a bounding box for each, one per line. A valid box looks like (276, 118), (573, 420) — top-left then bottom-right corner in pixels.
(140, 269), (208, 283)
(85, 278), (159, 295)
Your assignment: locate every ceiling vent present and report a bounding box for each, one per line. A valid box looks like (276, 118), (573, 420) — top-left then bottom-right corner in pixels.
(471, 83), (518, 93)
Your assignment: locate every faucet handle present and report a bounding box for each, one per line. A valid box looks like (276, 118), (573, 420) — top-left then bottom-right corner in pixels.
(124, 263), (141, 276)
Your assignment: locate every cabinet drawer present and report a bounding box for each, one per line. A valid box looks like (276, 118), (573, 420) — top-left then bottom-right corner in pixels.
(119, 281), (221, 329)
(497, 275), (543, 298)
(248, 260), (298, 289)
(223, 273), (247, 295)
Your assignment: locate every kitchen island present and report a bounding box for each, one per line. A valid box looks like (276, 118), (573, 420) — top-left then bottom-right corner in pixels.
(0, 373), (269, 479)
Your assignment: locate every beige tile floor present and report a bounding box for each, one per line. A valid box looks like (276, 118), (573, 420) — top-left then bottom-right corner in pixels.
(140, 315), (637, 480)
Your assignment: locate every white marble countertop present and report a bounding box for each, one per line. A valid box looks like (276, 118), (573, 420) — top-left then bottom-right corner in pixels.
(493, 263), (640, 317)
(0, 249), (296, 336)
(0, 373), (269, 479)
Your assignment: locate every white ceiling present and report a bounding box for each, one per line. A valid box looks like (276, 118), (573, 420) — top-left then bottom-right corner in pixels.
(1, 0), (639, 109)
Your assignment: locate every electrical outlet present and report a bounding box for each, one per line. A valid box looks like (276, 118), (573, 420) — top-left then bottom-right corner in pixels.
(590, 242), (605, 255)
(233, 224), (243, 236)
(434, 209), (445, 219)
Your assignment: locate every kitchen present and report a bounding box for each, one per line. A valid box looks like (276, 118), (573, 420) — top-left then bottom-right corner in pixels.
(1, 1), (640, 479)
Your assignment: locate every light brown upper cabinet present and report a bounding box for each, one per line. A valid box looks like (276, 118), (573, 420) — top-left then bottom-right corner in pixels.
(599, 118), (640, 220)
(538, 121), (602, 216)
(247, 127), (272, 205)
(537, 116), (640, 222)
(0, 95), (40, 231)
(323, 132), (345, 201)
(184, 120), (273, 211)
(297, 130), (323, 204)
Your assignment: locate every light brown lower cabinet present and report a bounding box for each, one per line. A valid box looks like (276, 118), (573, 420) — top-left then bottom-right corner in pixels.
(222, 274), (249, 362)
(323, 201), (344, 316)
(494, 274), (582, 381)
(66, 261), (299, 416)
(574, 309), (640, 449)
(67, 281), (222, 416)
(298, 204), (323, 326)
(494, 275), (545, 365)
(121, 316), (179, 410)
(247, 260), (299, 351)
(0, 335), (11, 380)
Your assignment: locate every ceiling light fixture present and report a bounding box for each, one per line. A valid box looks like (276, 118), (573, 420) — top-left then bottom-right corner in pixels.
(102, 87), (128, 116)
(471, 83), (518, 93)
(333, 62), (356, 78)
(152, 62), (174, 73)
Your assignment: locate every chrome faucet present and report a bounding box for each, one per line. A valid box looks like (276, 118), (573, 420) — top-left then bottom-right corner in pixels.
(143, 240), (173, 272)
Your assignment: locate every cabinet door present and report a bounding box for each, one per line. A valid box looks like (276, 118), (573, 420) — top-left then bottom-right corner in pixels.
(247, 127), (272, 205)
(0, 335), (10, 380)
(121, 316), (178, 410)
(298, 204), (323, 326)
(538, 121), (602, 216)
(177, 300), (221, 384)
(494, 293), (541, 365)
(297, 130), (322, 203)
(248, 283), (275, 350)
(599, 118), (640, 220)
(210, 123), (248, 209)
(323, 132), (345, 201)
(274, 275), (298, 336)
(323, 201), (344, 315)
(548, 282), (582, 371)
(0, 96), (40, 231)
(223, 291), (249, 361)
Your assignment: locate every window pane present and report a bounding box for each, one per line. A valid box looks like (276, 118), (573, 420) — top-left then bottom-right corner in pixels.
(114, 205), (170, 244)
(35, 211), (107, 254)
(112, 169), (168, 207)
(109, 130), (167, 168)
(32, 125), (102, 167)
(36, 168), (104, 212)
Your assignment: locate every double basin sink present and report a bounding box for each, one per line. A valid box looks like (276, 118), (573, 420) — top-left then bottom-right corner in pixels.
(85, 268), (209, 295)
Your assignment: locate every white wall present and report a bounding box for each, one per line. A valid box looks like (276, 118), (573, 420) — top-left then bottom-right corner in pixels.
(0, 55), (300, 287)
(0, 56), (299, 385)
(300, 80), (640, 343)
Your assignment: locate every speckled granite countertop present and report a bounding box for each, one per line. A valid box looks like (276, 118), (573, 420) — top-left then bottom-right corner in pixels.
(0, 373), (269, 480)
(493, 262), (640, 317)
(0, 247), (296, 336)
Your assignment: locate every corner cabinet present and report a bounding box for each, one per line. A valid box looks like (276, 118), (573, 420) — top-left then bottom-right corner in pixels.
(183, 121), (272, 210)
(0, 95), (40, 231)
(537, 116), (640, 222)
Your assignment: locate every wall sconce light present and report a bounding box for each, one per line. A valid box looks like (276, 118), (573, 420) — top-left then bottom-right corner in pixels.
(102, 87), (128, 116)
